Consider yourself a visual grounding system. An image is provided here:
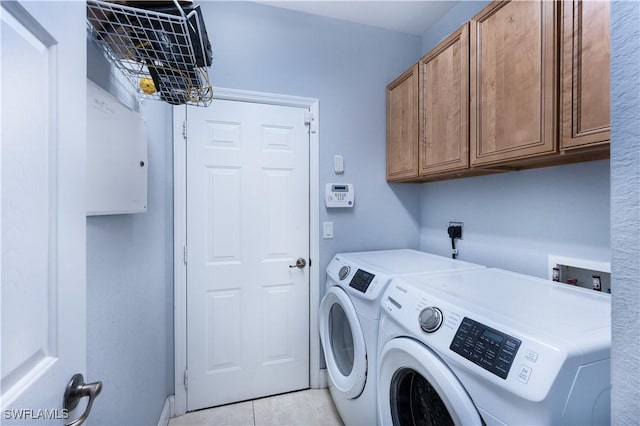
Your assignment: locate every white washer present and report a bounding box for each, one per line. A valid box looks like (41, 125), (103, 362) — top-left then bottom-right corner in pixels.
(377, 268), (611, 425)
(319, 249), (484, 426)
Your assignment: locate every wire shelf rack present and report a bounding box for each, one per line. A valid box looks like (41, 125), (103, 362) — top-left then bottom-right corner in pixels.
(87, 0), (213, 107)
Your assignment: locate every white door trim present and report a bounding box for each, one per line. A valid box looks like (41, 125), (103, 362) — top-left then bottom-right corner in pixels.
(173, 88), (320, 416)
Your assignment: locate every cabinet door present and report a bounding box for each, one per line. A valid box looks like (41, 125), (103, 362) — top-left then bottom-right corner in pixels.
(419, 24), (469, 175)
(387, 64), (419, 181)
(470, 0), (558, 166)
(561, 0), (610, 149)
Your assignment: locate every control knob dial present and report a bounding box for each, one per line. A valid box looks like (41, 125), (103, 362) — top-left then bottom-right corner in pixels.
(338, 265), (351, 281)
(419, 307), (443, 333)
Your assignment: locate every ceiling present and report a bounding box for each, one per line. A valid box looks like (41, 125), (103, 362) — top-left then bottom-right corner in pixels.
(254, 1), (460, 36)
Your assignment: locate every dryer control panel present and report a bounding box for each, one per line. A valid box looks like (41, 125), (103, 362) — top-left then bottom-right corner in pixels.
(349, 269), (375, 293)
(325, 255), (393, 302)
(450, 317), (521, 379)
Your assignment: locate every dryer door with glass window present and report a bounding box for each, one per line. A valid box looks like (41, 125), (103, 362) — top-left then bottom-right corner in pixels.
(377, 337), (483, 425)
(319, 285), (367, 398)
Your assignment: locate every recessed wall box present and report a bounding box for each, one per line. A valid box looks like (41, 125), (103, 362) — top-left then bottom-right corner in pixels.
(548, 255), (611, 293)
(325, 183), (354, 208)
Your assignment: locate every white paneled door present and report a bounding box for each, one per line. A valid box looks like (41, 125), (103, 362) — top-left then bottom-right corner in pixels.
(1, 2), (92, 425)
(186, 99), (310, 411)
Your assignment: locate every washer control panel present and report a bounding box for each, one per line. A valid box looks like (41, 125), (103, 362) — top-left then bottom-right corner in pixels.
(450, 317), (521, 379)
(348, 269), (376, 293)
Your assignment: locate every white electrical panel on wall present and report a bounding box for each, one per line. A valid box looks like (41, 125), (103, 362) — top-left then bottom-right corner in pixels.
(86, 80), (148, 215)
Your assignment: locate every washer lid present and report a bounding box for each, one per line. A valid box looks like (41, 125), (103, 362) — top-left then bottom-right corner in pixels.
(319, 286), (367, 399)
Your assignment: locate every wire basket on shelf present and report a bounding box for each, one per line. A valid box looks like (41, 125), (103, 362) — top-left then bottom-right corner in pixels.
(87, 0), (213, 107)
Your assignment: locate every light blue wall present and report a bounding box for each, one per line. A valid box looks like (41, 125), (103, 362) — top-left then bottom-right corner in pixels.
(86, 43), (174, 425)
(197, 1), (423, 288)
(610, 0), (640, 422)
(420, 161), (610, 278)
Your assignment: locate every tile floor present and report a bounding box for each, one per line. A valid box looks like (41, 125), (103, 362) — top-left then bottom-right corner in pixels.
(169, 389), (344, 426)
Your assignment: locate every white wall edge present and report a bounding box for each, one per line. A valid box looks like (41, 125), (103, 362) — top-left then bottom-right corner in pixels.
(157, 395), (174, 426)
(173, 90), (321, 415)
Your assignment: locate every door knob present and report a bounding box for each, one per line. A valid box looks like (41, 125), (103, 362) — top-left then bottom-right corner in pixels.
(63, 374), (102, 426)
(289, 258), (307, 269)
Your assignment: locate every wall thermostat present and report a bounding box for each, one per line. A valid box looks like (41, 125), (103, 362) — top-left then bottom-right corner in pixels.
(325, 183), (354, 208)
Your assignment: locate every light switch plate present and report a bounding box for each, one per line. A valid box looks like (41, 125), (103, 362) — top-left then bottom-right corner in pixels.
(323, 221), (334, 239)
(334, 155), (344, 174)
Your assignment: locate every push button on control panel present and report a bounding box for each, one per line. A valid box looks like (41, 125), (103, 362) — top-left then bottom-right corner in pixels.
(517, 365), (532, 384)
(525, 350), (539, 362)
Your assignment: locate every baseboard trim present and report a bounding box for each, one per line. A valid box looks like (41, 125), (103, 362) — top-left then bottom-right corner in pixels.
(157, 395), (175, 426)
(318, 368), (329, 389)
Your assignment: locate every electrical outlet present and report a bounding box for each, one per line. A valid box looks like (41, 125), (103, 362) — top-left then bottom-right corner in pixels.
(448, 221), (463, 240)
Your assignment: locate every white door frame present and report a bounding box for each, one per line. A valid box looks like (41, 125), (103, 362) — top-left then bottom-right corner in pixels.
(173, 88), (320, 415)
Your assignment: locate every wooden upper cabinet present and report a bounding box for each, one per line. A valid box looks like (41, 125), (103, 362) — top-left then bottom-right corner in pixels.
(561, 0), (611, 150)
(385, 0), (609, 183)
(470, 0), (558, 166)
(419, 24), (470, 175)
(387, 64), (419, 181)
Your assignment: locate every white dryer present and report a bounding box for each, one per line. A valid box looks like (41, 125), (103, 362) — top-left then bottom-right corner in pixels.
(377, 268), (611, 425)
(319, 249), (484, 426)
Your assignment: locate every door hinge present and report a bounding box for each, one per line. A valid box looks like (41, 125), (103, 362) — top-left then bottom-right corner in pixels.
(183, 246), (188, 264)
(304, 111), (317, 134)
(182, 121), (187, 139)
(183, 370), (188, 388)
